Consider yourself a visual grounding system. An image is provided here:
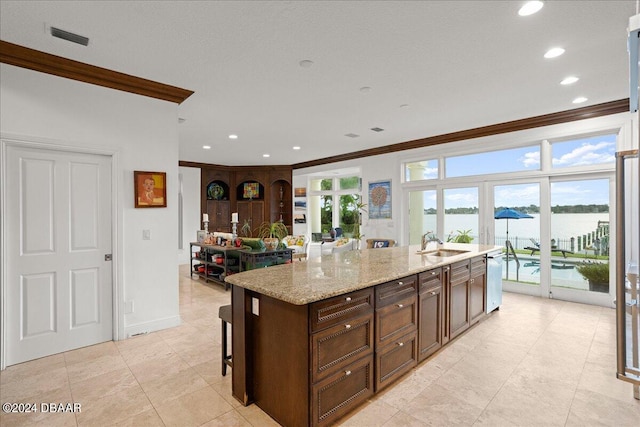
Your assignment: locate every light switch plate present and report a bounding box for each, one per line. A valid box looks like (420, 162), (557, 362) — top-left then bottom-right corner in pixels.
(252, 297), (259, 316)
(143, 229), (151, 240)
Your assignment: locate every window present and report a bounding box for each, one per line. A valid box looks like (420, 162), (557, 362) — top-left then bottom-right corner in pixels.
(405, 159), (438, 182)
(551, 134), (616, 168)
(445, 146), (540, 178)
(310, 175), (361, 235)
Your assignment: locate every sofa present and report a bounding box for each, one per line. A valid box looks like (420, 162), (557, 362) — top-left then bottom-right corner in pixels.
(282, 235), (309, 260)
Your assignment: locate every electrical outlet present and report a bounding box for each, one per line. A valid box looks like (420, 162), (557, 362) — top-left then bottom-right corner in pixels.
(143, 229), (151, 240)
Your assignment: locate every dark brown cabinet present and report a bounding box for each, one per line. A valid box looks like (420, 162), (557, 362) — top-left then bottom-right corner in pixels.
(469, 256), (487, 324)
(206, 200), (230, 232)
(449, 260), (471, 340)
(237, 200), (264, 235)
(418, 267), (443, 361)
(374, 276), (418, 391)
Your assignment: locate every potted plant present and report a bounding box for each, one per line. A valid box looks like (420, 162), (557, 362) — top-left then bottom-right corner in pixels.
(256, 221), (289, 250)
(446, 229), (473, 244)
(575, 261), (609, 292)
(240, 219), (252, 237)
(351, 200), (368, 249)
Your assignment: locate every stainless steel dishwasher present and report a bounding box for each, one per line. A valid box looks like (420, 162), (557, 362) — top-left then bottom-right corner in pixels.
(486, 249), (503, 313)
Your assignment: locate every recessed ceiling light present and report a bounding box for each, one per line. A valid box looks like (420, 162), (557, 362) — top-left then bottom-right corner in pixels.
(359, 86), (372, 93)
(371, 127), (384, 132)
(299, 60), (314, 68)
(572, 97), (588, 104)
(560, 76), (579, 85)
(263, 154), (270, 158)
(293, 146), (301, 150)
(202, 145), (211, 149)
(518, 1), (544, 16)
(544, 47), (565, 59)
(228, 134), (238, 139)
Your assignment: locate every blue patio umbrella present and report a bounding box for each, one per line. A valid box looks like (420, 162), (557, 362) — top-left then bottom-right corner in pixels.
(494, 208), (533, 242)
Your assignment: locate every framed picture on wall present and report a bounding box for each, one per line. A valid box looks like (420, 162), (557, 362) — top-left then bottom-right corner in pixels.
(368, 180), (391, 219)
(134, 171), (167, 208)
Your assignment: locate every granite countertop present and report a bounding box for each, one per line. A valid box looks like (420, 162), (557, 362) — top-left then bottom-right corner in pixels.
(224, 243), (501, 305)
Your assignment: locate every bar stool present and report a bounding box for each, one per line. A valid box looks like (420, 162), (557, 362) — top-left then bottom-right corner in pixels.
(218, 304), (233, 376)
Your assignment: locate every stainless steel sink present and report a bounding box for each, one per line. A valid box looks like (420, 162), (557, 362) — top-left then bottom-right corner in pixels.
(416, 249), (469, 257)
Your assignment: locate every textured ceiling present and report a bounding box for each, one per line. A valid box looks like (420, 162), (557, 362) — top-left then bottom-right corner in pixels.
(1, 1), (637, 166)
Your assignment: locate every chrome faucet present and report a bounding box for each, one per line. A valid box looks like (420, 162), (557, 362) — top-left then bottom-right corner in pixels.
(421, 232), (443, 250)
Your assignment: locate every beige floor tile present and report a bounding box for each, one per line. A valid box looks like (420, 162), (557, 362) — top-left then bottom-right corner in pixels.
(191, 357), (227, 385)
(402, 384), (484, 425)
(234, 403), (281, 427)
(565, 388), (640, 427)
(127, 352), (191, 385)
(0, 353), (66, 386)
(113, 408), (165, 426)
(380, 411), (428, 427)
(117, 338), (176, 365)
(472, 409), (519, 426)
(69, 366), (138, 403)
(154, 386), (233, 427)
(63, 341), (120, 366)
(75, 385), (152, 426)
(141, 367), (209, 407)
(114, 332), (164, 352)
(200, 410), (253, 427)
(577, 361), (639, 404)
(65, 353), (128, 385)
(1, 366), (69, 402)
(0, 409), (77, 427)
(209, 375), (243, 409)
(0, 385), (76, 427)
(337, 399), (398, 427)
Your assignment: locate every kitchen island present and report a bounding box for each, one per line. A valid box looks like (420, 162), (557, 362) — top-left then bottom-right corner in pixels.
(225, 243), (501, 427)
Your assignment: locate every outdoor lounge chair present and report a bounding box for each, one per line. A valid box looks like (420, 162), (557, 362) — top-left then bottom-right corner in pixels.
(524, 238), (573, 258)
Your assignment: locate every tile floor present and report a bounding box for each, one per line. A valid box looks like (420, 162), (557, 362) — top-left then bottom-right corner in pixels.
(1, 265), (639, 426)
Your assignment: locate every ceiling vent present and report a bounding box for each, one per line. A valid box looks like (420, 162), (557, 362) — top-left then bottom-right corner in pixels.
(50, 27), (89, 46)
(370, 127), (384, 132)
(344, 133), (360, 138)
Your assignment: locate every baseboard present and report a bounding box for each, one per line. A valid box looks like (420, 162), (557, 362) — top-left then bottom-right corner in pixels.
(123, 315), (181, 339)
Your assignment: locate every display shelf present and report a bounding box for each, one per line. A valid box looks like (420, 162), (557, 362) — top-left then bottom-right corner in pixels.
(190, 242), (241, 290)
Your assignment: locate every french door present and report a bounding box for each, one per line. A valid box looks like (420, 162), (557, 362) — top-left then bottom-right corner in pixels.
(407, 174), (614, 306)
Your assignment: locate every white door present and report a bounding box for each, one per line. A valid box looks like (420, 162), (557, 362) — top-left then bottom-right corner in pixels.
(5, 144), (113, 366)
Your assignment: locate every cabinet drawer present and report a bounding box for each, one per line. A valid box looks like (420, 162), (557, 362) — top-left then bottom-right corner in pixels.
(310, 288), (374, 333)
(311, 355), (374, 427)
(375, 331), (417, 391)
(311, 313), (374, 383)
(375, 294), (417, 347)
(419, 267), (442, 293)
(470, 256), (486, 277)
(375, 275), (418, 308)
(450, 260), (470, 284)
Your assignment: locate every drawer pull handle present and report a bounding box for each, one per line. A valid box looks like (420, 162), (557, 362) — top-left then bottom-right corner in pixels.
(397, 304), (404, 308)
(431, 271), (436, 275)
(345, 324), (351, 329)
(397, 281), (404, 286)
(345, 297), (352, 302)
(397, 342), (404, 347)
(430, 291), (436, 296)
(345, 370), (352, 376)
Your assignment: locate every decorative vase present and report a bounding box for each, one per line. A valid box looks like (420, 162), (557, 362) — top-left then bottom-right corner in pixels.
(263, 237), (279, 251)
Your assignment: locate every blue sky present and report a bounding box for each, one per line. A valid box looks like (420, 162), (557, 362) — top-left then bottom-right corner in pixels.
(416, 133), (615, 209)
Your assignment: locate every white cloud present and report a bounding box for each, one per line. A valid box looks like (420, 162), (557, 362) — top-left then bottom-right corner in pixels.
(552, 141), (615, 166)
(521, 151), (540, 168)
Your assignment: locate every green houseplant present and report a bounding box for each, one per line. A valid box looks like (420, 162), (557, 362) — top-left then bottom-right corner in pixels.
(256, 221), (289, 250)
(575, 262), (609, 292)
(446, 229), (473, 244)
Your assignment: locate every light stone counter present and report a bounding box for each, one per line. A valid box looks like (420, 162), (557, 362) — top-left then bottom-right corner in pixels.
(224, 243), (501, 305)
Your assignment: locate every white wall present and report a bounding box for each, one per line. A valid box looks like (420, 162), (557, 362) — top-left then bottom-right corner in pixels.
(0, 64), (181, 339)
(178, 166), (201, 264)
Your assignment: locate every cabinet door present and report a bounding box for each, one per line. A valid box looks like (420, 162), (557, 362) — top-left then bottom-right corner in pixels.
(207, 200), (230, 232)
(469, 257), (486, 325)
(449, 260), (470, 340)
(237, 201), (264, 234)
(418, 285), (442, 361)
(375, 331), (417, 391)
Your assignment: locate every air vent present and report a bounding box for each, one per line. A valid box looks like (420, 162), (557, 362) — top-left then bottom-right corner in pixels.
(50, 27), (89, 46)
(344, 133), (360, 138)
(370, 127), (384, 132)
